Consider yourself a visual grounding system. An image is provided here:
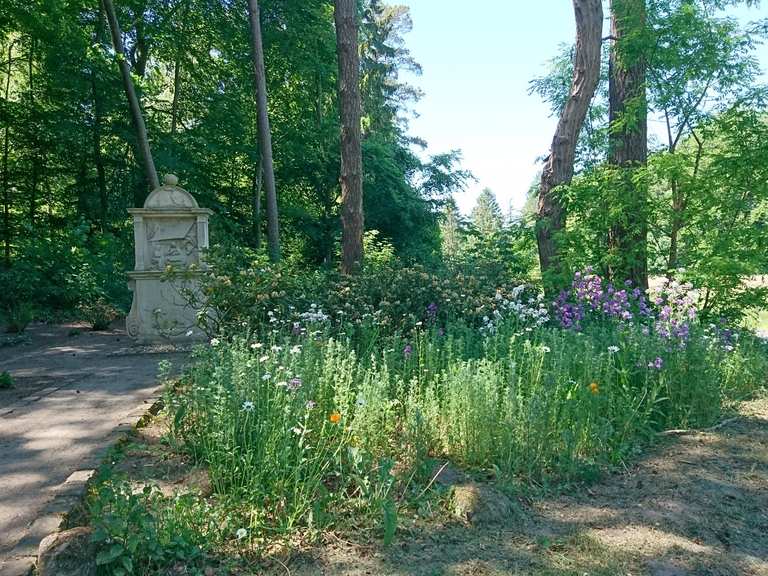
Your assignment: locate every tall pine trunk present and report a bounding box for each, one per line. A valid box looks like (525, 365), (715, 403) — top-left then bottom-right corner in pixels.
(171, 55), (181, 135)
(27, 39), (40, 225)
(247, 0), (280, 262)
(2, 40), (16, 266)
(91, 10), (108, 223)
(536, 0), (603, 288)
(608, 0), (648, 289)
(334, 0), (364, 274)
(251, 164), (262, 249)
(102, 0), (159, 191)
(91, 71), (108, 222)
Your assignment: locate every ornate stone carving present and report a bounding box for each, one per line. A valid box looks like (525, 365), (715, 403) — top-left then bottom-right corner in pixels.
(147, 221), (198, 270)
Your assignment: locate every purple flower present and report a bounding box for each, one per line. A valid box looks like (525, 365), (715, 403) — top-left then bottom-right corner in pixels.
(403, 344), (413, 359)
(287, 377), (302, 391)
(648, 356), (664, 370)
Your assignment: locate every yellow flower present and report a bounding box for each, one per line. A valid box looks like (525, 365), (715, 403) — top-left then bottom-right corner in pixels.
(589, 382), (599, 395)
(329, 412), (341, 424)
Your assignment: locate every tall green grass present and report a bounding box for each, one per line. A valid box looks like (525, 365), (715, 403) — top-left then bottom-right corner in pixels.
(168, 317), (768, 539)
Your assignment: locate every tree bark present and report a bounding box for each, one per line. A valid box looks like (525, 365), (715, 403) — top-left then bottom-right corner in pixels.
(91, 11), (108, 223)
(334, 0), (364, 274)
(247, 0), (280, 262)
(91, 71), (108, 222)
(252, 163), (262, 249)
(170, 55), (181, 135)
(27, 39), (40, 224)
(2, 40), (16, 267)
(102, 0), (160, 191)
(536, 0), (603, 286)
(607, 0), (648, 289)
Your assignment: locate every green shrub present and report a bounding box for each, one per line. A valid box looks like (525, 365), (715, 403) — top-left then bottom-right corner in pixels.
(79, 298), (120, 331)
(88, 478), (208, 575)
(0, 371), (14, 389)
(191, 244), (529, 340)
(0, 223), (130, 324)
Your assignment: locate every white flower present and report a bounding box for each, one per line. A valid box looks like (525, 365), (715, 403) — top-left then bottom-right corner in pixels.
(607, 345), (620, 353)
(251, 342), (263, 350)
(241, 401), (255, 412)
(541, 345), (551, 353)
(185, 329), (194, 337)
(291, 426), (302, 435)
(236, 528), (248, 540)
(259, 355), (269, 363)
(290, 345), (302, 355)
(262, 373), (272, 381)
(210, 337), (220, 347)
(356, 395), (366, 407)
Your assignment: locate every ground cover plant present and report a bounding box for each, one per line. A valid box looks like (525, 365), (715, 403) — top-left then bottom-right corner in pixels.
(83, 266), (768, 575)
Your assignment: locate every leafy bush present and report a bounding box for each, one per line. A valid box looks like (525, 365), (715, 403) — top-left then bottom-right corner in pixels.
(0, 223), (131, 328)
(79, 297), (121, 331)
(0, 371), (14, 389)
(88, 478), (209, 575)
(191, 243), (529, 340)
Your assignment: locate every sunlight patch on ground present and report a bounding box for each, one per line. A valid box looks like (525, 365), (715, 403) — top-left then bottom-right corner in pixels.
(589, 524), (711, 555)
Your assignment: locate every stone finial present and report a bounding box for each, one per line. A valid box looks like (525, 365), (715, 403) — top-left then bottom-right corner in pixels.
(163, 173), (179, 186)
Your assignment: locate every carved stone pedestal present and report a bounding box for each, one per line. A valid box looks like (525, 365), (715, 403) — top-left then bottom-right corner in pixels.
(126, 175), (212, 343)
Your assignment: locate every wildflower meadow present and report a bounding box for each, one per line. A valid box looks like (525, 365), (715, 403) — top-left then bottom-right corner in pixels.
(85, 261), (768, 573)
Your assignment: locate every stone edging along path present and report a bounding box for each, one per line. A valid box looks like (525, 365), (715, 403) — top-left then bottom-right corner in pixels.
(0, 322), (187, 576)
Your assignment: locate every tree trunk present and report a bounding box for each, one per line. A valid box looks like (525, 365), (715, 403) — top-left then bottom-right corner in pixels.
(102, 0), (160, 191)
(251, 163), (262, 249)
(91, 11), (108, 223)
(28, 39), (40, 225)
(536, 0), (603, 287)
(91, 71), (108, 222)
(171, 54), (181, 135)
(247, 0), (280, 262)
(334, 0), (364, 274)
(2, 40), (16, 267)
(607, 0), (648, 290)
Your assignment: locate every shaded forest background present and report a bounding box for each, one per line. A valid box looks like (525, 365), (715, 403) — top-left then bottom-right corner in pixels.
(1, 0), (767, 326)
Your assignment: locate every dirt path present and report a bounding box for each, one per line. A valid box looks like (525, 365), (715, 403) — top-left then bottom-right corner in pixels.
(0, 323), (187, 575)
(283, 398), (768, 576)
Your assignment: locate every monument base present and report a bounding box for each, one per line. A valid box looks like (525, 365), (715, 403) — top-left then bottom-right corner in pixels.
(126, 271), (207, 344)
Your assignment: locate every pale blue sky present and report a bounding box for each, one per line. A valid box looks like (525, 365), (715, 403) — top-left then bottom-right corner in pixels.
(399, 1), (768, 215)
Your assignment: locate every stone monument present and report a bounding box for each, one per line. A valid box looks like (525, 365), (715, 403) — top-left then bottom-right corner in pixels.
(126, 174), (212, 342)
